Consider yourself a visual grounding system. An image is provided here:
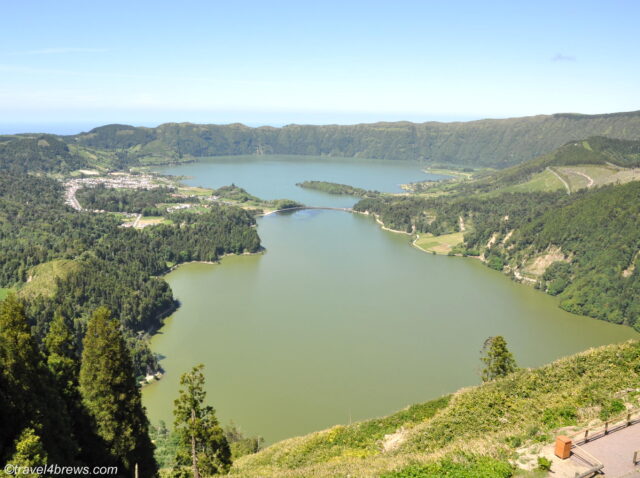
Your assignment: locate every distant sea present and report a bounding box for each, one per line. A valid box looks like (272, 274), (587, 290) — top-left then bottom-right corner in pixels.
(0, 122), (285, 136)
(0, 123), (105, 135)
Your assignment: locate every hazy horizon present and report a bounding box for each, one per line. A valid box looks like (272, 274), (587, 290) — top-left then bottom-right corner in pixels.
(3, 107), (640, 136)
(1, 1), (639, 129)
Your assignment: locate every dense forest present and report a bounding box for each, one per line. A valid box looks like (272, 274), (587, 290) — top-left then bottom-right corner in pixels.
(67, 110), (640, 168)
(0, 134), (87, 172)
(0, 173), (261, 376)
(0, 297), (157, 476)
(513, 182), (640, 326)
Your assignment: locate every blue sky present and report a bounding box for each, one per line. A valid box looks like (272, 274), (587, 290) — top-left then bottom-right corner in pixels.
(1, 0), (639, 132)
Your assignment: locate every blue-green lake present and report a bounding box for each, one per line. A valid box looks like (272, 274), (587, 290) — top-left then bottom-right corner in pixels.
(142, 155), (637, 443)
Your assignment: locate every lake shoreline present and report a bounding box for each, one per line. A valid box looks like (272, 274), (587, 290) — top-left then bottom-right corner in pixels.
(142, 156), (638, 443)
(165, 250), (265, 274)
(141, 249), (266, 387)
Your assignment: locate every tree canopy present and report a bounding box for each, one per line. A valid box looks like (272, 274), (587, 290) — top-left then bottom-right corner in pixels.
(480, 336), (518, 382)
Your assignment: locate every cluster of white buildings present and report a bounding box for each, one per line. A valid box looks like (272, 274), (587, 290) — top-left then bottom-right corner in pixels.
(63, 173), (169, 211)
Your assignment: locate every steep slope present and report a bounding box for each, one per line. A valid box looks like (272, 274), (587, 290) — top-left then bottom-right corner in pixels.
(464, 136), (640, 194)
(0, 134), (87, 172)
(503, 182), (640, 326)
(68, 110), (640, 168)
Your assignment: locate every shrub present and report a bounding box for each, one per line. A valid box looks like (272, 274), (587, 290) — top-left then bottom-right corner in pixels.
(537, 456), (552, 471)
(381, 456), (513, 478)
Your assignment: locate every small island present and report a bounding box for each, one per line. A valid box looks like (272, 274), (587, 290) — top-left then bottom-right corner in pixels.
(296, 180), (379, 198)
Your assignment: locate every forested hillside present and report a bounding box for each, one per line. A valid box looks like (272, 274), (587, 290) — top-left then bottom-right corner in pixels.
(67, 110), (640, 168)
(454, 136), (640, 194)
(0, 296), (157, 476)
(0, 173), (261, 376)
(0, 134), (87, 172)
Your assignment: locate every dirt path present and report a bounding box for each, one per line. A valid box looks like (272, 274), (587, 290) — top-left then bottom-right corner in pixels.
(566, 169), (594, 188)
(547, 167), (571, 194)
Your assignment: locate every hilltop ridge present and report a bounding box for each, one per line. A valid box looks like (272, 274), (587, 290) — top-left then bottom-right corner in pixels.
(61, 110), (640, 169)
(3, 110), (640, 172)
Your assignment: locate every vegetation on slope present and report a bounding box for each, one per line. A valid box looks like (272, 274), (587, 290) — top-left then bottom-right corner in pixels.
(231, 340), (640, 478)
(512, 182), (640, 326)
(211, 184), (262, 203)
(356, 180), (640, 330)
(452, 136), (640, 195)
(0, 173), (261, 376)
(354, 137), (640, 330)
(68, 111), (640, 168)
(0, 296), (155, 475)
(0, 134), (87, 172)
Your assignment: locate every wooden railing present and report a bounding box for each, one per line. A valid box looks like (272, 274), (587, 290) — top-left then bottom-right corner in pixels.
(569, 406), (640, 446)
(571, 446), (603, 478)
(564, 406), (640, 478)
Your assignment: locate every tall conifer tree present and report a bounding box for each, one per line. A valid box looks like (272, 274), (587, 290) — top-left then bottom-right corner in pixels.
(480, 336), (518, 382)
(79, 307), (157, 476)
(0, 295), (76, 464)
(173, 364), (231, 477)
(44, 312), (112, 465)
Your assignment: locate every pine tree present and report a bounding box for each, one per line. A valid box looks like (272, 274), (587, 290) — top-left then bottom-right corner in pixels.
(44, 311), (112, 466)
(173, 365), (231, 477)
(480, 336), (518, 382)
(0, 294), (76, 464)
(5, 428), (48, 478)
(44, 312), (78, 398)
(79, 306), (157, 476)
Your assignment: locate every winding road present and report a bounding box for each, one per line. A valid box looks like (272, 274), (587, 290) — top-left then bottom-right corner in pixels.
(566, 169), (594, 188)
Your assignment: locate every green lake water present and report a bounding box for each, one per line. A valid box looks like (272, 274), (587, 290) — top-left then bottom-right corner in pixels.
(143, 155), (637, 443)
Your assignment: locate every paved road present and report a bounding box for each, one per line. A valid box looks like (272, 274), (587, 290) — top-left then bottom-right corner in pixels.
(573, 424), (640, 477)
